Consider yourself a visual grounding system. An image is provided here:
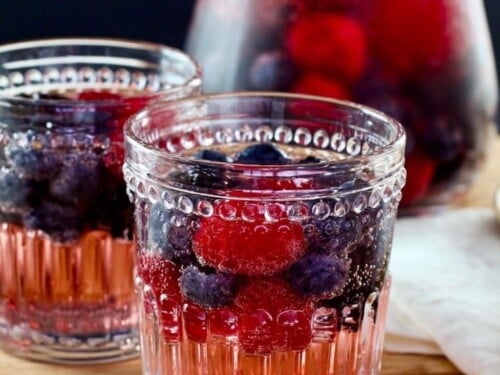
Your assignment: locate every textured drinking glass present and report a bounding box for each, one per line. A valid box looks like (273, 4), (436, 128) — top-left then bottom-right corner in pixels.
(187, 0), (498, 212)
(0, 38), (201, 363)
(124, 92), (406, 374)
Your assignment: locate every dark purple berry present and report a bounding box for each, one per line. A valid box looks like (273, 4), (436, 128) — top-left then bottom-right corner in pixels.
(249, 51), (294, 91)
(49, 153), (102, 204)
(173, 150), (230, 189)
(17, 92), (70, 100)
(23, 201), (80, 242)
(147, 203), (196, 265)
(235, 143), (289, 165)
(0, 168), (38, 210)
(179, 266), (238, 308)
(304, 215), (361, 255)
(299, 156), (323, 164)
(6, 145), (61, 179)
(287, 253), (349, 298)
(193, 150), (229, 163)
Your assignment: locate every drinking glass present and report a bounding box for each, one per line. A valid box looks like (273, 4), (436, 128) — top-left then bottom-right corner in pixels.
(186, 0), (498, 212)
(124, 92), (406, 374)
(0, 38), (201, 363)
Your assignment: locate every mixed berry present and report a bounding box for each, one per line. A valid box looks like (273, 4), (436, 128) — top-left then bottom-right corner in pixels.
(138, 143), (394, 354)
(190, 0), (493, 207)
(0, 90), (142, 241)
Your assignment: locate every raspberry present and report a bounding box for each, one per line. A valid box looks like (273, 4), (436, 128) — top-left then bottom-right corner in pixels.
(193, 200), (306, 275)
(368, 0), (467, 77)
(76, 90), (123, 102)
(179, 266), (238, 308)
(292, 73), (350, 101)
(208, 308), (238, 337)
(401, 148), (435, 206)
(287, 14), (366, 83)
(302, 0), (361, 11)
(233, 277), (314, 353)
(182, 303), (207, 342)
(137, 254), (183, 341)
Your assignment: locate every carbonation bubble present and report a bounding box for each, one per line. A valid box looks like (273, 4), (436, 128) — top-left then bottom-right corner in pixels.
(197, 200), (214, 217)
(218, 201), (238, 220)
(313, 130), (330, 149)
(177, 196), (194, 214)
(331, 133), (346, 152)
(274, 126), (293, 144)
(312, 201), (331, 220)
(352, 194), (367, 214)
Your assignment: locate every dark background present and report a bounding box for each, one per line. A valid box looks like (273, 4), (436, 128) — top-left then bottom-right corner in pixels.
(0, 0), (499, 82)
(1, 1), (499, 62)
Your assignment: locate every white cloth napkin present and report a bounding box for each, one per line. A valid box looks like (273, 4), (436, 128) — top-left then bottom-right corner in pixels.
(385, 209), (500, 375)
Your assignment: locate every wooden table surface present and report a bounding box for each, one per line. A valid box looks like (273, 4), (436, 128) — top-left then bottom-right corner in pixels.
(1, 138), (498, 375)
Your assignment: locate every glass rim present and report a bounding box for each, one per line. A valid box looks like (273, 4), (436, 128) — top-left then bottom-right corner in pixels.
(125, 91), (406, 171)
(0, 37), (203, 105)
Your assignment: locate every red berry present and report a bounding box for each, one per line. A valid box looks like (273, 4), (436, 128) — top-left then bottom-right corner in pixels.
(183, 303), (207, 342)
(401, 148), (436, 206)
(76, 90), (124, 101)
(275, 310), (312, 350)
(287, 14), (366, 84)
(208, 308), (238, 337)
(233, 277), (314, 353)
(292, 73), (351, 100)
(193, 200), (306, 275)
(137, 254), (183, 341)
(302, 0), (361, 11)
(368, 0), (467, 77)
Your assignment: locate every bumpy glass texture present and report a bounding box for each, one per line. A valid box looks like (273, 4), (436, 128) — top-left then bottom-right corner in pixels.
(0, 38), (201, 364)
(125, 93), (406, 374)
(187, 0), (498, 211)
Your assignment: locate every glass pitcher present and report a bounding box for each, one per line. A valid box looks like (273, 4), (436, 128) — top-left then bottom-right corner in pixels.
(186, 0), (498, 212)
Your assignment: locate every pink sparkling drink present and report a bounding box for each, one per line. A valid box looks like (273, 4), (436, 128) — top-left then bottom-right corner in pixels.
(0, 38), (201, 363)
(124, 93), (406, 374)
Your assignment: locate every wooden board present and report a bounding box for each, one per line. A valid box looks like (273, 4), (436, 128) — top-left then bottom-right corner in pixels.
(1, 138), (498, 374)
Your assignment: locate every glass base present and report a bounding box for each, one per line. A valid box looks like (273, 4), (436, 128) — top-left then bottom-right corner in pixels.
(0, 326), (139, 364)
(139, 277), (391, 375)
(0, 224), (139, 364)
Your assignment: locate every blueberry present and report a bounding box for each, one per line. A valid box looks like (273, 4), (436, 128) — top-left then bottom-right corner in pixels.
(6, 145), (60, 179)
(50, 153), (102, 204)
(147, 203), (196, 265)
(0, 168), (38, 210)
(304, 215), (361, 255)
(179, 266), (238, 308)
(193, 150), (229, 163)
(17, 92), (69, 100)
(173, 149), (232, 189)
(235, 143), (289, 165)
(23, 201), (80, 242)
(287, 253), (349, 298)
(85, 175), (133, 238)
(299, 156), (323, 164)
(249, 51), (295, 91)
(0, 210), (22, 225)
